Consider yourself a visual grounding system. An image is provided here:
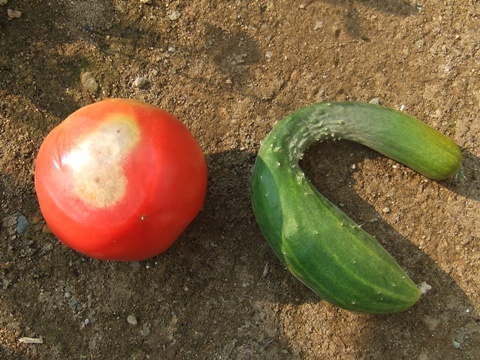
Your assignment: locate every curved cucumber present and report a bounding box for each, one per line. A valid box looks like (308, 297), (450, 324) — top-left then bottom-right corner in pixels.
(251, 102), (462, 314)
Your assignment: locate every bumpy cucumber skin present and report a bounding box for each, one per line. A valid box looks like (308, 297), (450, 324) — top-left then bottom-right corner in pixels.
(251, 102), (462, 314)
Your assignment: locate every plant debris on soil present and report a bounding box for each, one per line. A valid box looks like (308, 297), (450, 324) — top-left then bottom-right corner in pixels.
(1, 1), (479, 359)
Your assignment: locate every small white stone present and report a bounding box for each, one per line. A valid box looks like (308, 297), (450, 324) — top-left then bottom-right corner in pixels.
(314, 21), (323, 30)
(168, 10), (181, 21)
(18, 337), (43, 344)
(417, 281), (432, 295)
(80, 72), (98, 93)
(127, 315), (138, 325)
(7, 9), (21, 19)
(262, 262), (269, 278)
(133, 76), (148, 88)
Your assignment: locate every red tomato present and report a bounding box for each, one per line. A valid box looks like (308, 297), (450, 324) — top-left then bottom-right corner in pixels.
(35, 99), (207, 261)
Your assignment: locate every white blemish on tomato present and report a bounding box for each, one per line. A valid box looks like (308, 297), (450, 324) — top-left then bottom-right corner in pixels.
(61, 116), (140, 207)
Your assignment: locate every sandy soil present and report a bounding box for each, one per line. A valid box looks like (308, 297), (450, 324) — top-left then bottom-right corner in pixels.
(1, 1), (479, 359)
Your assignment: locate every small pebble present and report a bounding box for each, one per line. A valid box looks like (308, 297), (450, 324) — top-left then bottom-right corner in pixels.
(168, 10), (181, 21)
(127, 315), (138, 325)
(133, 77), (148, 88)
(417, 281), (432, 295)
(262, 262), (269, 278)
(16, 215), (28, 234)
(42, 224), (52, 234)
(80, 72), (98, 93)
(7, 9), (21, 19)
(314, 21), (323, 30)
(18, 337), (43, 344)
(141, 323), (151, 336)
(369, 98), (380, 105)
(382, 207), (391, 214)
(423, 316), (440, 331)
(31, 214), (43, 224)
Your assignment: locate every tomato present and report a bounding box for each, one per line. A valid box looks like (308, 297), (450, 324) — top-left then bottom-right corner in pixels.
(35, 99), (208, 261)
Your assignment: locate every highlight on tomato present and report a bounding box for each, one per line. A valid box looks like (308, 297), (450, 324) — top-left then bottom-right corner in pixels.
(34, 98), (208, 261)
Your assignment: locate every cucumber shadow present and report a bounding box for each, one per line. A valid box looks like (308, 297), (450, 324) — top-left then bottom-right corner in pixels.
(197, 142), (477, 357)
(297, 140), (478, 334)
(445, 149), (480, 201)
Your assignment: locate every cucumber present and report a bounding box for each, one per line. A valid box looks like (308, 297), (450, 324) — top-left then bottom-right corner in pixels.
(251, 102), (462, 313)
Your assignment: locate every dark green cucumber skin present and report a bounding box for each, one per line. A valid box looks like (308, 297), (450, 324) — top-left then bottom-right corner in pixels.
(251, 102), (462, 314)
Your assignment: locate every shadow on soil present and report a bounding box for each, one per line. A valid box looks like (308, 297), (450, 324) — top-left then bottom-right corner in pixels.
(0, 0), (420, 129)
(319, 0), (418, 39)
(1, 140), (477, 358)
(276, 140), (477, 354)
(196, 143), (475, 356)
(322, 0), (418, 14)
(0, 0), (169, 125)
(447, 150), (480, 201)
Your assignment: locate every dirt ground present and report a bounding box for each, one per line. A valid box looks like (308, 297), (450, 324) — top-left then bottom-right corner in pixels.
(1, 0), (479, 359)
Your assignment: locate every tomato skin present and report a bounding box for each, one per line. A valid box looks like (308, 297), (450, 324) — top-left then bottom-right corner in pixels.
(35, 99), (207, 261)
